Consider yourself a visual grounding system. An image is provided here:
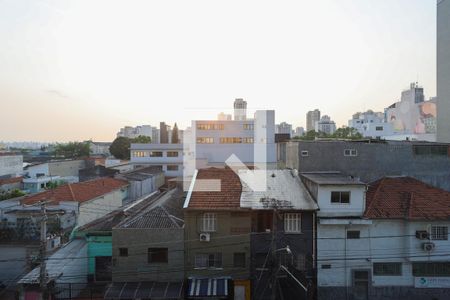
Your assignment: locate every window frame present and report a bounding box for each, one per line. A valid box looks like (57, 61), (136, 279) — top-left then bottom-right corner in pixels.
(431, 226), (448, 240)
(202, 213), (217, 232)
(331, 191), (351, 204)
(346, 230), (360, 239)
(147, 248), (168, 264)
(284, 213), (302, 233)
(166, 165), (179, 171)
(373, 262), (402, 276)
(119, 248), (128, 257)
(194, 253), (222, 269)
(196, 137), (214, 144)
(166, 151), (179, 157)
(301, 150), (309, 157)
(344, 149), (358, 157)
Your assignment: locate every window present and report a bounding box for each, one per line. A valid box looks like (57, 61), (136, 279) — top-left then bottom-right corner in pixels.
(301, 150), (309, 157)
(194, 253), (222, 269)
(347, 230), (360, 239)
(242, 137), (254, 143)
(321, 264), (331, 269)
(133, 151), (147, 157)
(413, 145), (448, 156)
(197, 124), (224, 130)
(233, 253), (246, 268)
(149, 151), (163, 157)
(197, 137), (214, 144)
(344, 149), (358, 156)
(284, 213), (301, 233)
(148, 248), (168, 263)
(413, 262), (450, 277)
(373, 263), (402, 276)
(119, 248), (128, 257)
(431, 226), (448, 240)
(167, 165), (179, 171)
(375, 126), (383, 131)
(243, 124), (254, 130)
(202, 213), (217, 232)
(167, 151), (179, 157)
(331, 191), (350, 204)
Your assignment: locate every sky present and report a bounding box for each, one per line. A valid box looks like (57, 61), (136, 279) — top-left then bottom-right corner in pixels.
(0, 0), (437, 142)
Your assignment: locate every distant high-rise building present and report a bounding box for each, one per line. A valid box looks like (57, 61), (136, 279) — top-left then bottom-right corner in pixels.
(294, 127), (305, 137)
(276, 122), (293, 137)
(306, 109), (321, 132)
(437, 0), (450, 142)
(160, 122), (170, 144)
(315, 115), (336, 135)
(117, 125), (154, 139)
(234, 98), (247, 121)
(217, 112), (232, 121)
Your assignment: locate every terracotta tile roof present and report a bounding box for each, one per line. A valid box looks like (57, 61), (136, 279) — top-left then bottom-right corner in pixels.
(21, 178), (129, 206)
(187, 168), (242, 210)
(364, 176), (450, 220)
(0, 176), (23, 185)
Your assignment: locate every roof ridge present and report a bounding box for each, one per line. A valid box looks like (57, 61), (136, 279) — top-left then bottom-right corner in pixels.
(364, 177), (385, 216)
(68, 183), (76, 201)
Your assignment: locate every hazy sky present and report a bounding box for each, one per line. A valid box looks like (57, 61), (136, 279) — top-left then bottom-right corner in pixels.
(0, 0), (437, 142)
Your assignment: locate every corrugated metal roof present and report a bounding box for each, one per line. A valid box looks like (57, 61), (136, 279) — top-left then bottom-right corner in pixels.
(18, 239), (87, 284)
(239, 169), (318, 210)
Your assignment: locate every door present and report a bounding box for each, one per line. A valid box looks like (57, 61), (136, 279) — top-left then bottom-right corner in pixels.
(352, 270), (369, 300)
(95, 256), (112, 282)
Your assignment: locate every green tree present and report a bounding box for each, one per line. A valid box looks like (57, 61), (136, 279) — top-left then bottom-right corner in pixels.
(109, 137), (131, 160)
(332, 127), (363, 139)
(131, 135), (151, 143)
(171, 123), (179, 144)
(55, 141), (90, 158)
(0, 189), (25, 201)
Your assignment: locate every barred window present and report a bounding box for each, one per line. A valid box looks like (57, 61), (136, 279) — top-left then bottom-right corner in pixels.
(194, 253), (222, 269)
(413, 262), (450, 277)
(284, 213), (301, 233)
(202, 213), (217, 232)
(373, 263), (402, 276)
(431, 226), (448, 240)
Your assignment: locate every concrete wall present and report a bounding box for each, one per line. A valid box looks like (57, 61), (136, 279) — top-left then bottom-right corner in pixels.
(77, 189), (126, 227)
(316, 185), (366, 217)
(48, 160), (86, 177)
(437, 0), (450, 143)
(112, 228), (184, 282)
(86, 235), (111, 280)
(184, 210), (251, 280)
(285, 141), (450, 191)
(0, 155), (23, 177)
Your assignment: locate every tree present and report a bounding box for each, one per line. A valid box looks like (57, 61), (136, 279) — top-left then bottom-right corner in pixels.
(55, 141), (90, 158)
(109, 137), (131, 160)
(171, 123), (179, 144)
(131, 135), (151, 143)
(332, 127), (363, 139)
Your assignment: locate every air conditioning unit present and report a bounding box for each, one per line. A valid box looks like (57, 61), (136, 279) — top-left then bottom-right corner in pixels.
(416, 230), (429, 240)
(422, 242), (435, 252)
(199, 233), (210, 242)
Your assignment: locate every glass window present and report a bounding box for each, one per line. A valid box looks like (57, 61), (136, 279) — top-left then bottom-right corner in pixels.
(331, 191), (350, 204)
(413, 262), (450, 277)
(344, 149), (358, 156)
(284, 213), (301, 233)
(167, 151), (179, 157)
(149, 151), (163, 157)
(243, 124), (254, 130)
(373, 263), (402, 276)
(167, 165), (179, 171)
(431, 226), (448, 240)
(321, 264), (331, 269)
(197, 137), (214, 144)
(233, 253), (246, 268)
(347, 230), (360, 239)
(194, 253), (222, 269)
(148, 248), (168, 263)
(197, 124), (224, 130)
(202, 213), (217, 232)
(119, 248), (128, 257)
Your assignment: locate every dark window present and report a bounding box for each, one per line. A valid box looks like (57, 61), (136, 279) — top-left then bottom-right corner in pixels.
(167, 165), (179, 171)
(95, 256), (112, 282)
(233, 253), (246, 268)
(347, 231), (360, 239)
(256, 212), (273, 232)
(119, 248), (128, 257)
(373, 263), (402, 276)
(375, 126), (383, 131)
(331, 191), (350, 204)
(413, 145), (449, 156)
(321, 264), (331, 269)
(431, 226), (448, 240)
(413, 262), (450, 277)
(194, 253), (222, 269)
(148, 248), (168, 263)
(166, 151), (179, 157)
(149, 151), (163, 157)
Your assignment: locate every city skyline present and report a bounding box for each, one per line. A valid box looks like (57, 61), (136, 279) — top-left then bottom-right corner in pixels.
(0, 0), (437, 142)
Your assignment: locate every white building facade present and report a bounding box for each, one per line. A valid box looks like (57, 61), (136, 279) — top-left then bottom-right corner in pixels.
(348, 110), (393, 139)
(130, 143), (183, 177)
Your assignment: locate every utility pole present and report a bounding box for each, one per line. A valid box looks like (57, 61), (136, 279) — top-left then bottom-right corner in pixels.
(270, 206), (277, 300)
(39, 201), (48, 300)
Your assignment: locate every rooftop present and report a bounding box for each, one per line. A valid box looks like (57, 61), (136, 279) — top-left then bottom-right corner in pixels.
(301, 172), (365, 185)
(186, 168), (242, 210)
(0, 176), (23, 185)
(365, 176), (450, 220)
(239, 169), (318, 210)
(21, 177), (129, 206)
